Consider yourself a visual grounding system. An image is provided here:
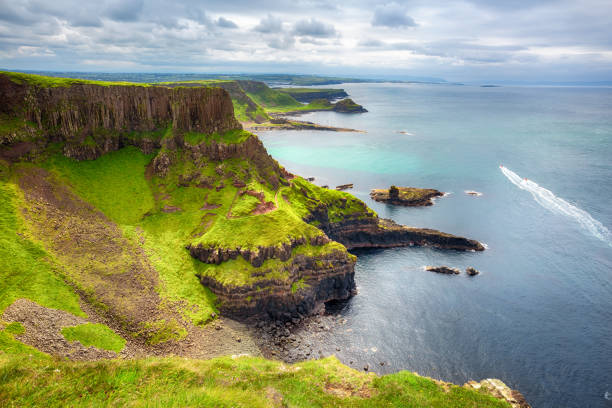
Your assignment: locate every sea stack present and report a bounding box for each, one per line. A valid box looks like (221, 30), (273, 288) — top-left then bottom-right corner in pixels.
(371, 186), (444, 206)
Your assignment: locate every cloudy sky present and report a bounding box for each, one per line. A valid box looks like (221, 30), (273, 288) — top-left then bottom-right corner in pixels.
(1, 0), (611, 82)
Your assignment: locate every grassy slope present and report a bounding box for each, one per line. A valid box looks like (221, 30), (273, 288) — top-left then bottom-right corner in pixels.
(0, 165), (128, 357)
(61, 323), (126, 352)
(245, 89), (333, 114)
(0, 180), (84, 317)
(274, 88), (345, 95)
(42, 147), (218, 326)
(0, 355), (509, 408)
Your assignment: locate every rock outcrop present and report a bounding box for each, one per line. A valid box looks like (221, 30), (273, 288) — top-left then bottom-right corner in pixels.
(370, 186), (444, 206)
(425, 266), (460, 275)
(464, 379), (531, 408)
(466, 267), (480, 276)
(199, 249), (356, 320)
(310, 212), (484, 252)
(333, 98), (367, 113)
(189, 236), (326, 268)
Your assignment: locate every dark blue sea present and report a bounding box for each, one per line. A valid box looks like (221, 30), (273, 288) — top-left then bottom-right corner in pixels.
(258, 83), (612, 408)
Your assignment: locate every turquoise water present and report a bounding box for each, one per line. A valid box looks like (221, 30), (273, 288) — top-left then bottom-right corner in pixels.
(258, 83), (612, 408)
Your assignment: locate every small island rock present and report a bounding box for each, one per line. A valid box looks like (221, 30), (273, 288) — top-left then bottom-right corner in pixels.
(371, 186), (444, 206)
(425, 266), (460, 275)
(466, 267), (480, 276)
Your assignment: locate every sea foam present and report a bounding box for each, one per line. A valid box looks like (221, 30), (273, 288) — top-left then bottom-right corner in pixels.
(500, 166), (612, 247)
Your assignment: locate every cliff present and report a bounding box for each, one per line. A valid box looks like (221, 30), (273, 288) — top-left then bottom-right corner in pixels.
(0, 72), (241, 160)
(288, 177), (483, 252)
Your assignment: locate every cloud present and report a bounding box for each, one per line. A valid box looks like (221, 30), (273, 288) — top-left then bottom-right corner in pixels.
(216, 17), (238, 29)
(358, 38), (384, 47)
(106, 0), (144, 22)
(0, 0), (610, 82)
(253, 14), (283, 33)
(292, 18), (336, 38)
(17, 45), (55, 57)
(372, 3), (417, 28)
(267, 34), (295, 50)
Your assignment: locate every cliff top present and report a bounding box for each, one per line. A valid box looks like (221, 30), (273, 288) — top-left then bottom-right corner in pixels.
(1, 70), (155, 88)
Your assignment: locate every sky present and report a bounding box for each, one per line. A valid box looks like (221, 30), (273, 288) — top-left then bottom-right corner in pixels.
(1, 0), (611, 82)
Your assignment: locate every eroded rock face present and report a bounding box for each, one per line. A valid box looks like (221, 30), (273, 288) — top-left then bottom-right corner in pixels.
(309, 210), (484, 252)
(370, 187), (444, 207)
(0, 73), (241, 160)
(464, 379), (531, 408)
(200, 250), (356, 321)
(189, 235), (331, 268)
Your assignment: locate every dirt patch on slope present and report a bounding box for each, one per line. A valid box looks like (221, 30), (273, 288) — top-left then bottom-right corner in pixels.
(3, 299), (116, 360)
(17, 167), (163, 337)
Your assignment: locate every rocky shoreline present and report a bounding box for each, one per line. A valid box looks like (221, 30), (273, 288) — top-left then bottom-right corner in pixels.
(244, 117), (363, 132)
(252, 310), (530, 408)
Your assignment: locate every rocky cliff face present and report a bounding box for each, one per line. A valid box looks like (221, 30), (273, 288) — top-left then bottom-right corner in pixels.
(199, 249), (356, 320)
(306, 206), (484, 251)
(0, 73), (241, 160)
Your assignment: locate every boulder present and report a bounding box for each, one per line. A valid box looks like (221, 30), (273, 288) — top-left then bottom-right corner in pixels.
(425, 266), (460, 275)
(466, 267), (480, 276)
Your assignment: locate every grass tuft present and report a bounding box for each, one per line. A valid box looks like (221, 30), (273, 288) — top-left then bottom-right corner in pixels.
(61, 323), (126, 353)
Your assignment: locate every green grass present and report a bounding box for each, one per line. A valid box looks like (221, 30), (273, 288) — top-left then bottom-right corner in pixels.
(0, 324), (47, 358)
(291, 279), (308, 294)
(3, 322), (25, 336)
(246, 88), (303, 111)
(191, 207), (324, 251)
(287, 177), (376, 222)
(246, 89), (335, 113)
(141, 319), (188, 345)
(274, 88), (345, 95)
(230, 194), (261, 217)
(61, 323), (126, 353)
(0, 179), (85, 358)
(0, 355), (511, 407)
(184, 129), (253, 145)
(1, 71), (151, 88)
(43, 147), (156, 225)
(232, 99), (270, 123)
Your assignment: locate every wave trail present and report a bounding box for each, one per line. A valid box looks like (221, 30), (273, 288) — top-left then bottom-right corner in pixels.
(500, 166), (612, 247)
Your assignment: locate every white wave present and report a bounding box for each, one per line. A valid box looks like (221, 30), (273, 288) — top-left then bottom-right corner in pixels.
(500, 166), (612, 247)
(464, 190), (483, 197)
(604, 391), (611, 400)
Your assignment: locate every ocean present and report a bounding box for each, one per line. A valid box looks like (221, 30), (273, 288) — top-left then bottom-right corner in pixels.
(258, 83), (612, 408)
